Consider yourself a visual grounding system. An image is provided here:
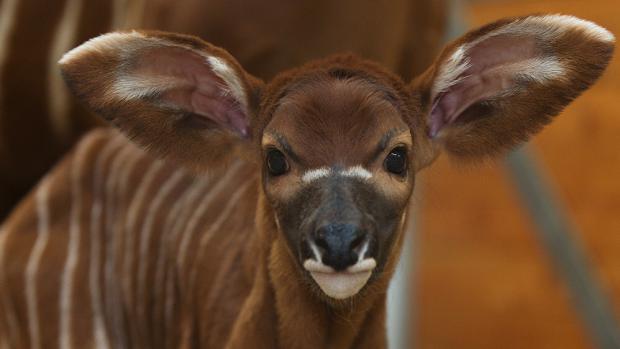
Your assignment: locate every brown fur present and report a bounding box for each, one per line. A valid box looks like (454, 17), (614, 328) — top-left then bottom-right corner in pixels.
(0, 129), (407, 348)
(0, 14), (614, 349)
(413, 16), (615, 160)
(0, 0), (447, 220)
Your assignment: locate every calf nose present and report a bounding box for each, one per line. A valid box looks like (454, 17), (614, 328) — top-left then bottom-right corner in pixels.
(312, 223), (366, 271)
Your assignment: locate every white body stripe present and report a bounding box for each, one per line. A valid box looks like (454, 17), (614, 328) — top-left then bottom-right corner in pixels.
(122, 160), (164, 309)
(89, 136), (126, 349)
(112, 0), (145, 30)
(105, 143), (143, 348)
(177, 161), (243, 268)
(25, 177), (52, 349)
(156, 178), (198, 340)
(111, 0), (128, 28)
(188, 180), (254, 291)
(136, 170), (185, 327)
(48, 0), (83, 140)
(163, 176), (212, 334)
(59, 132), (102, 349)
(0, 226), (19, 348)
(0, 0), (20, 110)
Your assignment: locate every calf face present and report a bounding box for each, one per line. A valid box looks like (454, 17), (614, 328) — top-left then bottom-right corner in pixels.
(59, 15), (614, 301)
(261, 70), (416, 298)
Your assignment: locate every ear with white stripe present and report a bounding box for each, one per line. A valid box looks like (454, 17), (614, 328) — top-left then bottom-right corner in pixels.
(59, 31), (261, 170)
(412, 15), (615, 160)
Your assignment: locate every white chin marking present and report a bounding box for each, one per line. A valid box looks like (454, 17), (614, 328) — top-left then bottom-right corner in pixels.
(304, 259), (376, 299)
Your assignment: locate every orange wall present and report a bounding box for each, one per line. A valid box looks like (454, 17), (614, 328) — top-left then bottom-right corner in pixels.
(414, 1), (620, 348)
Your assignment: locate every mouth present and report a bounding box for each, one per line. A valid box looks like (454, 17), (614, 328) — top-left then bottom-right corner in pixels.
(303, 258), (376, 299)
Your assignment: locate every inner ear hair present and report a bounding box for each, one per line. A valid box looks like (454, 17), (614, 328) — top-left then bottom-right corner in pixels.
(416, 14), (614, 160)
(59, 30), (261, 172)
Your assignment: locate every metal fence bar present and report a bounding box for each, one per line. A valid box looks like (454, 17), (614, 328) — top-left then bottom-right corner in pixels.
(506, 147), (620, 349)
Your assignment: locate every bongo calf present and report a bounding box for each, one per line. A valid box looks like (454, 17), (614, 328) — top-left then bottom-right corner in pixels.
(0, 14), (614, 349)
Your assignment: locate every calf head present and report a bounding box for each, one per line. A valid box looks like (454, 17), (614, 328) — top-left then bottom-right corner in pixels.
(60, 15), (614, 301)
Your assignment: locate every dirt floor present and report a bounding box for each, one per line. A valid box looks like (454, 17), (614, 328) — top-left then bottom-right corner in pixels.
(414, 1), (620, 348)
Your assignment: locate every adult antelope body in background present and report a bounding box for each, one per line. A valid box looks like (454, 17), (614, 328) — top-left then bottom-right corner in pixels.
(0, 14), (614, 349)
(0, 0), (446, 220)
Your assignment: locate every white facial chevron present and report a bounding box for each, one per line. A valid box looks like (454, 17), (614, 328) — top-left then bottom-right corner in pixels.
(301, 166), (372, 183)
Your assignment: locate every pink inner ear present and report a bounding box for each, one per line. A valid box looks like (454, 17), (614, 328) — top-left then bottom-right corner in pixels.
(429, 35), (540, 137)
(134, 47), (248, 137)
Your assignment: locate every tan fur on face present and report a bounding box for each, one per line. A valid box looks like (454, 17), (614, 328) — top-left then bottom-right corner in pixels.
(261, 76), (414, 204)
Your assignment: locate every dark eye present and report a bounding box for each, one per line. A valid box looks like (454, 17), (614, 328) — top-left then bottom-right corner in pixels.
(384, 146), (407, 175)
(266, 149), (289, 176)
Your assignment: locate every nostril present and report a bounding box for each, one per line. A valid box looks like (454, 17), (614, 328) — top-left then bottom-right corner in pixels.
(311, 224), (369, 270)
(350, 234), (365, 251)
(314, 234), (329, 251)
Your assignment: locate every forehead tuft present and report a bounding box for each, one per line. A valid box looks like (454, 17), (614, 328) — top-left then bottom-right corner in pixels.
(264, 76), (410, 166)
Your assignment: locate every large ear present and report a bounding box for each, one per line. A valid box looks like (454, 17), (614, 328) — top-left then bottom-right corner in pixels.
(412, 14), (615, 161)
(59, 30), (262, 170)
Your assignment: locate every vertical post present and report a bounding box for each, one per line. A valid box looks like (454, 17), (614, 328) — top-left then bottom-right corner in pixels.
(387, 211), (415, 349)
(506, 148), (620, 349)
(386, 1), (463, 347)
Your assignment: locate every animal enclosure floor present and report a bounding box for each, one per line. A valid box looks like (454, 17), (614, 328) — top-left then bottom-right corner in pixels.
(414, 1), (620, 348)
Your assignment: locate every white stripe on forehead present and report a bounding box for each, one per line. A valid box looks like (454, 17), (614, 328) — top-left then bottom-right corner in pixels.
(301, 166), (373, 183)
(341, 166), (372, 180)
(301, 167), (331, 182)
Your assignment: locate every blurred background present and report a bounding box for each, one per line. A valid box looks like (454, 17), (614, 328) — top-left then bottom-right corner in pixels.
(0, 0), (618, 348)
(414, 1), (620, 348)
